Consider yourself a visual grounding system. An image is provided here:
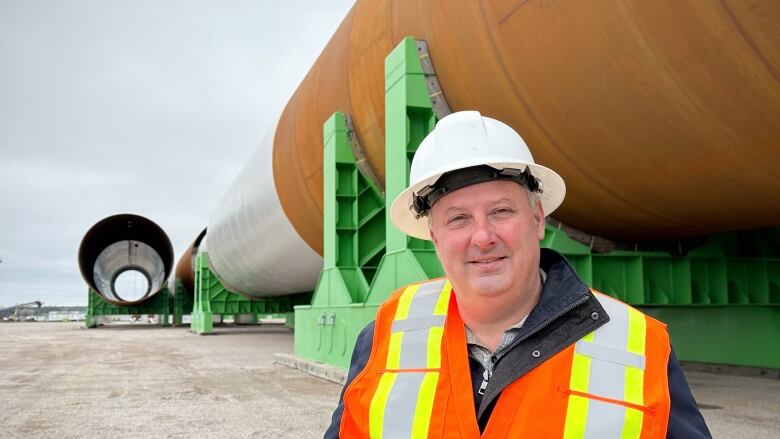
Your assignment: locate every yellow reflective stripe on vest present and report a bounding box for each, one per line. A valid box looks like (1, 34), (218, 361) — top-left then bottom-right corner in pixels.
(385, 284), (422, 370)
(412, 371), (439, 437)
(622, 307), (647, 438)
(369, 372), (397, 439)
(564, 293), (648, 439)
(368, 279), (452, 439)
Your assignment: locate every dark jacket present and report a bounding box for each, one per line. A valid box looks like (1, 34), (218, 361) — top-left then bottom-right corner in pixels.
(325, 249), (711, 438)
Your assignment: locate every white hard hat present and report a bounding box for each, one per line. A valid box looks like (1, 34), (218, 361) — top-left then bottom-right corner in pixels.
(390, 111), (566, 240)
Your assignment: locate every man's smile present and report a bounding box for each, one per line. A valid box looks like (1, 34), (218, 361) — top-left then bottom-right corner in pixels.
(468, 256), (508, 268)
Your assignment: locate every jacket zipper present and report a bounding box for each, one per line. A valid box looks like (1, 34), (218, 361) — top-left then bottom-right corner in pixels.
(478, 293), (591, 393)
(478, 368), (490, 395)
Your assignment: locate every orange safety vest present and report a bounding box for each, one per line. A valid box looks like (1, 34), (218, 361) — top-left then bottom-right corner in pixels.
(340, 278), (671, 438)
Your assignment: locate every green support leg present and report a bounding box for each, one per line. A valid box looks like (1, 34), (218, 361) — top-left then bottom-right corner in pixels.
(173, 280), (184, 326)
(161, 287), (170, 327)
(295, 112), (384, 366)
(365, 36), (444, 305)
(85, 289), (98, 328)
(285, 312), (295, 329)
(192, 252), (309, 335)
(295, 37), (443, 367)
(83, 287), (176, 328)
(191, 254), (213, 334)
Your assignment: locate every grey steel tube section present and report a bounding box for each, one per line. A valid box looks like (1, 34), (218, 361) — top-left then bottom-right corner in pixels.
(205, 129), (323, 298)
(78, 214), (174, 305)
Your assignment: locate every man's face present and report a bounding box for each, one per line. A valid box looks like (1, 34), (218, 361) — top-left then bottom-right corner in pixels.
(428, 180), (545, 301)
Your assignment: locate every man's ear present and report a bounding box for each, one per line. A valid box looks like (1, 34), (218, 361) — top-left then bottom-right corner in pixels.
(534, 199), (545, 241)
(428, 214), (439, 246)
(429, 227), (438, 246)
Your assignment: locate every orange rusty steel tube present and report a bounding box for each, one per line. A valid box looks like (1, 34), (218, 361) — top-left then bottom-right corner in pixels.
(174, 228), (206, 295)
(273, 0), (780, 251)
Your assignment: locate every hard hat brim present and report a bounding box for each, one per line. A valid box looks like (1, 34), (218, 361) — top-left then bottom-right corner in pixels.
(390, 161), (566, 240)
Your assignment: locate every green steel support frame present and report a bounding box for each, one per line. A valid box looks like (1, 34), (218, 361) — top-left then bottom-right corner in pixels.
(543, 226), (780, 368)
(295, 38), (444, 368)
(172, 279), (192, 326)
(295, 36), (780, 369)
(84, 287), (173, 328)
(190, 252), (310, 334)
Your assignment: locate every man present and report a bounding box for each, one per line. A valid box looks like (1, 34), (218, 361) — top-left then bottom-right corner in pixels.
(325, 111), (710, 438)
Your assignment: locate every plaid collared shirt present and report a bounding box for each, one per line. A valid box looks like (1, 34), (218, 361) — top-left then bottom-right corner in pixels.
(465, 269), (546, 382)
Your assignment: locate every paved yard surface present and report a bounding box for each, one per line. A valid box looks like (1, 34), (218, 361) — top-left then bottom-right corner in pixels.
(0, 322), (342, 438)
(0, 322), (777, 438)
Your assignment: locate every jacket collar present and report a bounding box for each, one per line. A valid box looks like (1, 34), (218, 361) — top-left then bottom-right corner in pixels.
(473, 248), (606, 422)
(513, 248), (592, 341)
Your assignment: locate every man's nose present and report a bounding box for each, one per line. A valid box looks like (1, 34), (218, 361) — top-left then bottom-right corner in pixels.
(470, 216), (497, 249)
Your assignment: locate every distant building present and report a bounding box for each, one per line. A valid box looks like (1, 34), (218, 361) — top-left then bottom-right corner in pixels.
(45, 310), (86, 322)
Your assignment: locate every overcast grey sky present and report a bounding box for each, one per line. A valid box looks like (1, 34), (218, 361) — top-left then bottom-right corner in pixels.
(0, 0), (355, 307)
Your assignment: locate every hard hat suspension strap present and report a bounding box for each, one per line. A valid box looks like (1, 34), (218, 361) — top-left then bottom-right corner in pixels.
(412, 165), (541, 218)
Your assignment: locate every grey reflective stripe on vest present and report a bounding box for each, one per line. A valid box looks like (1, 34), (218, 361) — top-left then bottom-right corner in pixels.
(395, 279), (447, 369)
(586, 294), (633, 402)
(564, 292), (648, 439)
(585, 399), (627, 438)
(391, 315), (446, 332)
(382, 372), (425, 439)
(370, 279), (451, 439)
(575, 339), (645, 370)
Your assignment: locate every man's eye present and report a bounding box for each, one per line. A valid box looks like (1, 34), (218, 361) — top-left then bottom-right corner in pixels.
(447, 215), (467, 225)
(492, 208), (514, 216)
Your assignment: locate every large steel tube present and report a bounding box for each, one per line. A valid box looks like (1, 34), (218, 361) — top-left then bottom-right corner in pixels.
(206, 0), (780, 298)
(206, 130), (323, 297)
(174, 228), (206, 295)
(273, 0), (780, 246)
(78, 214), (174, 305)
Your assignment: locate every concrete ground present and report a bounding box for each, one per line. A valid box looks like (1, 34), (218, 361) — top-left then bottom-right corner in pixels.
(0, 322), (342, 438)
(684, 370), (780, 438)
(0, 322), (777, 438)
